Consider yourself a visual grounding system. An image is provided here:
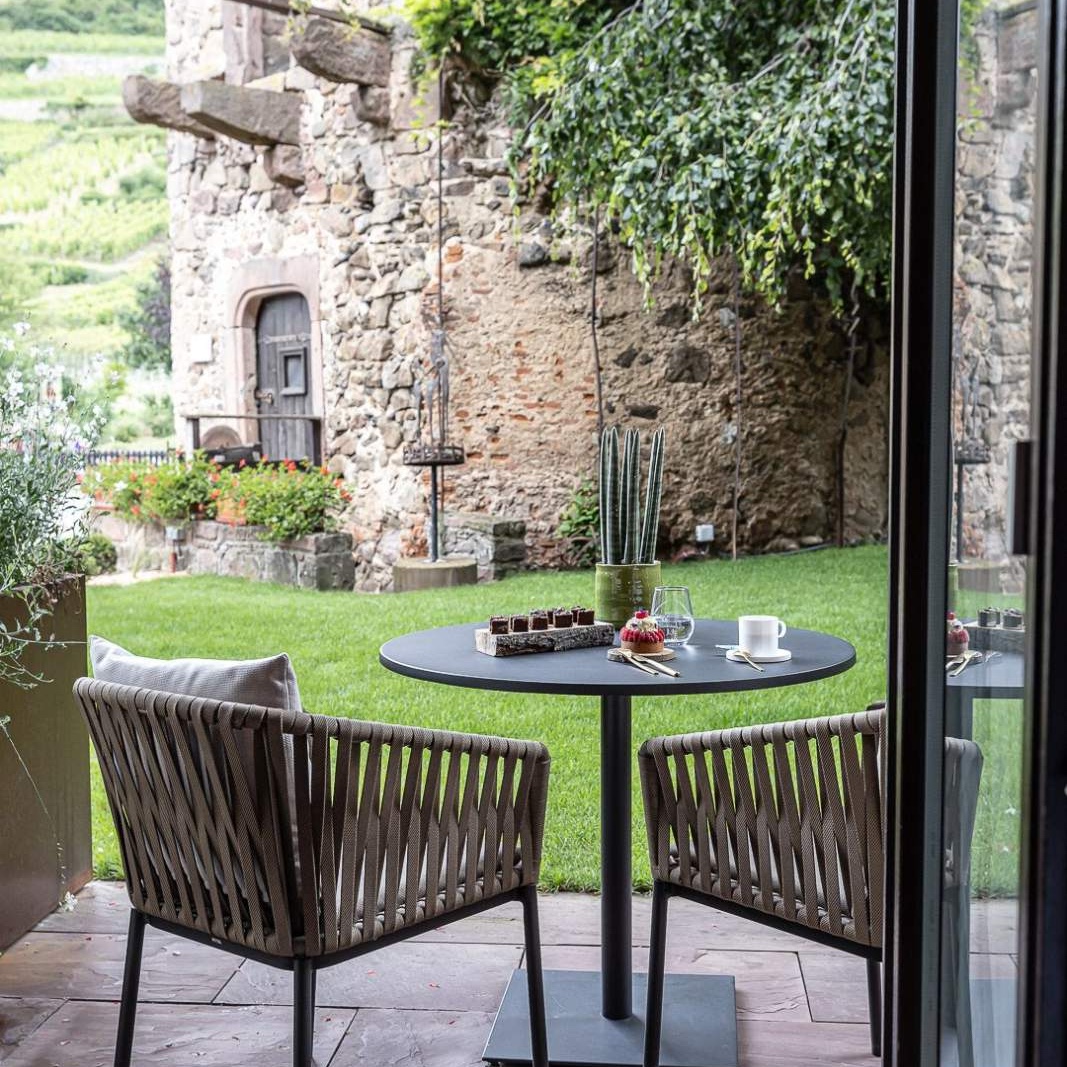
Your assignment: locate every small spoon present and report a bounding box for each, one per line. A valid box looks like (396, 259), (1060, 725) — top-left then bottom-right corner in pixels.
(733, 648), (764, 672)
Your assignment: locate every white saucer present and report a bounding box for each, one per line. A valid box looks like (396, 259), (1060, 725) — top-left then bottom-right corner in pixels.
(726, 648), (793, 664)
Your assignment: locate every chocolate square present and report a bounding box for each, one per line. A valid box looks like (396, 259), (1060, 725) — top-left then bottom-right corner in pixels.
(489, 616), (509, 635)
(553, 610), (573, 628)
(530, 613), (549, 631)
(510, 615), (530, 633)
(575, 608), (595, 626)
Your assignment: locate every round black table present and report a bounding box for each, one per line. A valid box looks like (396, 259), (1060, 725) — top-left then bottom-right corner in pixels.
(380, 618), (856, 1067)
(945, 651), (1025, 739)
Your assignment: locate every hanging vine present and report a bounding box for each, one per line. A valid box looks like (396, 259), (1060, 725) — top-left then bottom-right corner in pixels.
(407, 0), (896, 315)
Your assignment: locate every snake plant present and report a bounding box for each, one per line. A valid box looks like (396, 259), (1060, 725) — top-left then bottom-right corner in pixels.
(598, 426), (665, 565)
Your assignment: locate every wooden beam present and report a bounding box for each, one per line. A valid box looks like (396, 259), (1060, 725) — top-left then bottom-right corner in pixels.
(122, 75), (216, 138)
(180, 80), (302, 146)
(291, 16), (392, 87)
(226, 0), (389, 36)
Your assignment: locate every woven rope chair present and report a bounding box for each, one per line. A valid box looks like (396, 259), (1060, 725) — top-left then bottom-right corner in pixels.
(638, 706), (983, 1067)
(74, 678), (552, 1067)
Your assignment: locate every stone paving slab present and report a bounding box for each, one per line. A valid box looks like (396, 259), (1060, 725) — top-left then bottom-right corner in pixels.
(413, 893), (831, 953)
(0, 998), (63, 1062)
(970, 899), (1018, 954)
(33, 883), (129, 935)
(330, 1008), (494, 1067)
(0, 1001), (353, 1067)
(737, 1020), (878, 1066)
(216, 942), (523, 1013)
(0, 931), (239, 1003)
(537, 945), (809, 1023)
(797, 954), (873, 1024)
(0, 884), (1013, 1067)
(32, 883), (836, 953)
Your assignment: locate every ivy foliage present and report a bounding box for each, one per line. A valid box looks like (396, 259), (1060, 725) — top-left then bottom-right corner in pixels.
(407, 0), (896, 311)
(404, 0), (629, 98)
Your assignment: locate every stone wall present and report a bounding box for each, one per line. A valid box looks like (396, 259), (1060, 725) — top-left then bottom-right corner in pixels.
(444, 512), (527, 582)
(160, 0), (891, 591)
(92, 511), (356, 590)
(954, 2), (1037, 578)
(187, 522), (355, 589)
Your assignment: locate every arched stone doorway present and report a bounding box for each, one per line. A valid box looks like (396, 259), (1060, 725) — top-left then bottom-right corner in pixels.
(213, 254), (323, 464)
(255, 292), (316, 462)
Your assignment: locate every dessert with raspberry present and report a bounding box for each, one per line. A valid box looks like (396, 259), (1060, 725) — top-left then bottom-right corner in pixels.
(946, 611), (969, 654)
(620, 610), (665, 654)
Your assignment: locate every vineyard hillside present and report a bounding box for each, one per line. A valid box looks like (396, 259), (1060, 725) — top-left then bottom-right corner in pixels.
(0, 16), (171, 443)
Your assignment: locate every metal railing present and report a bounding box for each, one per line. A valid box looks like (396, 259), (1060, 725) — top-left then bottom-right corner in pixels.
(85, 448), (173, 467)
(183, 413), (324, 467)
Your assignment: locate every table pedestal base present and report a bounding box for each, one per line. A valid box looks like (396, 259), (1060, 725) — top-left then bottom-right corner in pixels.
(483, 969), (738, 1067)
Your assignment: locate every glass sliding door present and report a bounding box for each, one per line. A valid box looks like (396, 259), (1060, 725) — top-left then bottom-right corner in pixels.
(889, 0), (1067, 1064)
(940, 4), (1038, 1065)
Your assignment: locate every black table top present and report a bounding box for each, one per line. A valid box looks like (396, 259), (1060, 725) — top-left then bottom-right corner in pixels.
(379, 618), (856, 698)
(945, 650), (1025, 697)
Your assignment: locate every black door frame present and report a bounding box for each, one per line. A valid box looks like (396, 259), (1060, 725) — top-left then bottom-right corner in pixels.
(887, 0), (1067, 1064)
(886, 0), (960, 1060)
(1019, 0), (1067, 1061)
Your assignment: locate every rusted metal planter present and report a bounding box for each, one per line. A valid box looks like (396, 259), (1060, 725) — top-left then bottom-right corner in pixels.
(0, 576), (92, 950)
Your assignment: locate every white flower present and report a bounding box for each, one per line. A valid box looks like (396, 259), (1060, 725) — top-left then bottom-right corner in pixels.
(12, 322), (29, 337)
(114, 481), (127, 492)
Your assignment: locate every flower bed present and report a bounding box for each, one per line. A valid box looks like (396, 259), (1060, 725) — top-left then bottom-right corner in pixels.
(85, 456), (356, 590)
(84, 455), (352, 543)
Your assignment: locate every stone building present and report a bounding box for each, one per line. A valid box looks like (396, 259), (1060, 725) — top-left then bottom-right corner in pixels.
(127, 0), (892, 590)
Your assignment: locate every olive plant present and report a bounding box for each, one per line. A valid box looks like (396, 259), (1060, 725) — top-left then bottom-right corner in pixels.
(1, 328), (108, 686)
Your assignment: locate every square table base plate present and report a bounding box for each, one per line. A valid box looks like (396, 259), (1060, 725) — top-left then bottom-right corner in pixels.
(483, 969), (738, 1067)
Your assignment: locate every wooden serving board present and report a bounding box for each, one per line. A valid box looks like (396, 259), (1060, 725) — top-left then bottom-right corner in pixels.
(475, 622), (616, 657)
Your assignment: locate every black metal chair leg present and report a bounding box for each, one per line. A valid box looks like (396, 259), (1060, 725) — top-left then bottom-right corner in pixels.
(521, 884), (549, 1067)
(643, 881), (670, 1067)
(293, 958), (315, 1067)
(866, 958), (882, 1057)
(115, 910), (146, 1067)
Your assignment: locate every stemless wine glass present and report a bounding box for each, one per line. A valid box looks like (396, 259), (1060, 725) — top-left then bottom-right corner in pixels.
(651, 585), (695, 647)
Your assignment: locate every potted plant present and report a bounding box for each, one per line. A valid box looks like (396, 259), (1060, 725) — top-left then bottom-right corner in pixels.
(0, 331), (106, 948)
(595, 426), (665, 627)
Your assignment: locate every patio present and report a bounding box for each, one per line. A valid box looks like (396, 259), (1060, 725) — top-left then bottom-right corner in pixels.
(0, 882), (1015, 1066)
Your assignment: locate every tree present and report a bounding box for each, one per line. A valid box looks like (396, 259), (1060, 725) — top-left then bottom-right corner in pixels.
(118, 257), (171, 371)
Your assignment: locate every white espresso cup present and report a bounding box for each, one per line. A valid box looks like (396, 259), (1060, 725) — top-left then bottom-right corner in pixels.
(738, 615), (787, 657)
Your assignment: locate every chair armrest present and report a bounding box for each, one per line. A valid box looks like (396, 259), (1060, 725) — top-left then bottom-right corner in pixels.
(638, 708), (884, 946)
(290, 713), (551, 955)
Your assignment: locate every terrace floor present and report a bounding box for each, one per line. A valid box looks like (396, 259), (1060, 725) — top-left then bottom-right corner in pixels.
(0, 883), (1016, 1067)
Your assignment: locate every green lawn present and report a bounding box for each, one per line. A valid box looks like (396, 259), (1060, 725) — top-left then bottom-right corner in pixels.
(83, 544), (1022, 895)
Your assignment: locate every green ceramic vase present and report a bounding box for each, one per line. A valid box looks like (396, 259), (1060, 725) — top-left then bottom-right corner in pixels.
(594, 562), (663, 628)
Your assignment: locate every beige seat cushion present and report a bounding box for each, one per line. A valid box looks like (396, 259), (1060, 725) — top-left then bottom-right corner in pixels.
(89, 636), (305, 930)
(89, 636), (302, 712)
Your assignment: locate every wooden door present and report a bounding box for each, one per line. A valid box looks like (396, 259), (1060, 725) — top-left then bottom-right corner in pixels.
(255, 293), (315, 462)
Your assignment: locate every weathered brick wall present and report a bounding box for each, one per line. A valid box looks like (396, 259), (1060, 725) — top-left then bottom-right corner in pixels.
(163, 0), (890, 590)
